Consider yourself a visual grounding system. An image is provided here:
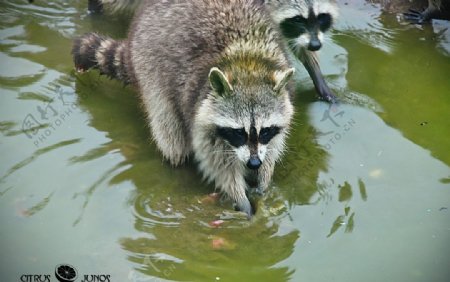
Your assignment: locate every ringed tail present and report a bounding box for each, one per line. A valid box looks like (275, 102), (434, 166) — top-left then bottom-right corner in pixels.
(72, 33), (133, 84)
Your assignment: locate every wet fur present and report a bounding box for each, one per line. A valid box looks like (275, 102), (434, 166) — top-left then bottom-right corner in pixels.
(72, 0), (295, 217)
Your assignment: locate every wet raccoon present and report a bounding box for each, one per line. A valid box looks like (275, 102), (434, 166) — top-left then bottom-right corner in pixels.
(266, 0), (339, 103)
(72, 0), (295, 217)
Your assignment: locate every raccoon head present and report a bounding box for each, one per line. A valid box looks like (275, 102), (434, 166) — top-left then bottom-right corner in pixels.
(267, 0), (338, 52)
(204, 67), (295, 170)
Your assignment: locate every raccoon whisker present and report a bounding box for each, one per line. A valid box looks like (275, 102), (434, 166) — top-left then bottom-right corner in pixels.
(278, 146), (295, 155)
(287, 38), (303, 57)
(210, 150), (235, 155)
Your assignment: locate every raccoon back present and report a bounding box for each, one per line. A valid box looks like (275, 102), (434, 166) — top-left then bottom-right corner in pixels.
(129, 0), (284, 128)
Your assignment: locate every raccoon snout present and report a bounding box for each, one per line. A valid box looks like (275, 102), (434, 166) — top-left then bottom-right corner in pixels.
(246, 156), (262, 170)
(308, 38), (322, 51)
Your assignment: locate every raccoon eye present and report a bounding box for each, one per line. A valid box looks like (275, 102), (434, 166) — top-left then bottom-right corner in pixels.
(259, 126), (281, 144)
(217, 127), (247, 147)
(280, 15), (307, 39)
(317, 13), (332, 32)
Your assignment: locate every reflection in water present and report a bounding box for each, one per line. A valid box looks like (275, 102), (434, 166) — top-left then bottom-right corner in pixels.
(72, 161), (129, 226)
(0, 138), (81, 186)
(72, 72), (315, 281)
(336, 0), (397, 53)
(326, 180), (366, 238)
(15, 191), (54, 217)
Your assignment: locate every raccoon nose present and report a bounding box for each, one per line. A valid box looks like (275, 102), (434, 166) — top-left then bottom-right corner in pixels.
(246, 156), (262, 170)
(308, 39), (322, 51)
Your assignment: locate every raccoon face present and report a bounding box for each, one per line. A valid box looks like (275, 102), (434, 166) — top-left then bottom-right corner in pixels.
(206, 67), (295, 170)
(280, 9), (331, 51)
(267, 0), (338, 51)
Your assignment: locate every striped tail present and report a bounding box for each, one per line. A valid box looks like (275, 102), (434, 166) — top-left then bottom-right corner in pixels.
(72, 33), (133, 84)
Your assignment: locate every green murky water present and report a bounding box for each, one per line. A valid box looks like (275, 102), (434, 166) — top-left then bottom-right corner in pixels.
(1, 1), (449, 281)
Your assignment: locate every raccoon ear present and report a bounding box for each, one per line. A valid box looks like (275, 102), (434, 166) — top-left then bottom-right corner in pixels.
(273, 68), (295, 93)
(209, 67), (233, 97)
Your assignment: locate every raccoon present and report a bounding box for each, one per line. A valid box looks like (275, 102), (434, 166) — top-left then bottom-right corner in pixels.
(266, 0), (339, 103)
(404, 0), (449, 23)
(72, 0), (295, 217)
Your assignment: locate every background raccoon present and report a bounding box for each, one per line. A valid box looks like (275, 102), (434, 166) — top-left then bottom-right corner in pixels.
(72, 0), (295, 217)
(266, 0), (339, 103)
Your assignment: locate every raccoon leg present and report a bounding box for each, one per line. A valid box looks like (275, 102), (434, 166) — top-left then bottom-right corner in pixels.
(228, 179), (253, 218)
(142, 91), (191, 166)
(256, 160), (276, 195)
(301, 50), (337, 103)
(214, 167), (253, 217)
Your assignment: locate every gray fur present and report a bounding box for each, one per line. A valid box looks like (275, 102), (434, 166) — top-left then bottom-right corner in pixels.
(73, 0), (295, 217)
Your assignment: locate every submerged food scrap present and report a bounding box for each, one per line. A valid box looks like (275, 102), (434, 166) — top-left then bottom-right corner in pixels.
(209, 219), (225, 228)
(210, 235), (236, 250)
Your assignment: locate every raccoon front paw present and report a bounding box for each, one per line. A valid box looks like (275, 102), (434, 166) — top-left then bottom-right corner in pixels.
(317, 82), (338, 104)
(403, 9), (430, 24)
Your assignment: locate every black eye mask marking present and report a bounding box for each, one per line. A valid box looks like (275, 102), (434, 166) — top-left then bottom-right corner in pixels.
(317, 13), (332, 32)
(217, 127), (247, 147)
(259, 126), (281, 144)
(280, 15), (308, 39)
(280, 12), (333, 39)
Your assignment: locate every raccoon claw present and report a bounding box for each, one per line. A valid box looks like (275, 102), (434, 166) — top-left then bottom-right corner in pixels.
(319, 90), (338, 104)
(234, 199), (254, 219)
(317, 82), (338, 104)
(403, 9), (428, 24)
